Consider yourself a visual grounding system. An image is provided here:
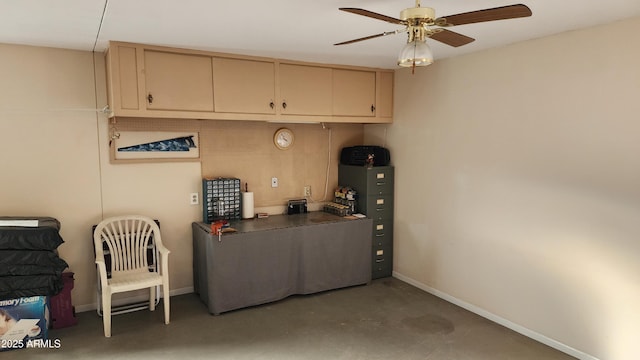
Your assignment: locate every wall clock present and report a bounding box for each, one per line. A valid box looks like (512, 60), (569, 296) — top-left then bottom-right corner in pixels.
(274, 128), (294, 150)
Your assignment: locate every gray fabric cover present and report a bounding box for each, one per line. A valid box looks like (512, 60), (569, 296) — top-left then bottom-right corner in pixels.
(193, 213), (372, 315)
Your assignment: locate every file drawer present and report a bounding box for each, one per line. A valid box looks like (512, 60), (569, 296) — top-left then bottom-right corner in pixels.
(364, 168), (394, 195)
(362, 195), (393, 220)
(372, 244), (392, 279)
(372, 220), (393, 248)
(338, 165), (394, 196)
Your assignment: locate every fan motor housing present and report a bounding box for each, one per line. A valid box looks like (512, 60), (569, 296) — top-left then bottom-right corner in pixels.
(400, 6), (435, 21)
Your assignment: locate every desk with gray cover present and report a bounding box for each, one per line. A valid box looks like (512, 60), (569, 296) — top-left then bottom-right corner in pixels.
(192, 212), (372, 315)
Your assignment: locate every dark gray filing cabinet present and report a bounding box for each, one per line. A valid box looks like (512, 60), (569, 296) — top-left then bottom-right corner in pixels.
(338, 164), (394, 279)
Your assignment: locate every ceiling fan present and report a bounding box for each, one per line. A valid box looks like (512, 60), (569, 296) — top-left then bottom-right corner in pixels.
(335, 1), (532, 69)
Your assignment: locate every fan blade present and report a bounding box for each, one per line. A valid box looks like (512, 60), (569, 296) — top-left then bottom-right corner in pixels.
(429, 29), (475, 47)
(339, 8), (405, 25)
(334, 30), (402, 46)
(437, 4), (532, 26)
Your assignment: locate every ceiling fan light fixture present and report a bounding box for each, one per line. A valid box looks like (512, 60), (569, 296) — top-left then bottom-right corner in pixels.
(337, 3), (533, 69)
(397, 39), (433, 67)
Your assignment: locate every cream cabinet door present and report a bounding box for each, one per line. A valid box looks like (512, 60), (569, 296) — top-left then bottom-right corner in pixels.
(332, 69), (376, 117)
(144, 50), (214, 111)
(377, 71), (394, 119)
(212, 58), (276, 114)
(106, 44), (140, 112)
(279, 63), (332, 116)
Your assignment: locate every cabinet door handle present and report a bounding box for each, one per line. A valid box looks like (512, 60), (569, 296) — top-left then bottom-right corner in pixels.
(282, 101), (287, 109)
(147, 93), (154, 104)
(371, 105), (376, 113)
(269, 101), (275, 109)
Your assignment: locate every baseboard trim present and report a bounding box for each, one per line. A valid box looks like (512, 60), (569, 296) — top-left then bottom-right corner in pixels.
(74, 286), (194, 313)
(392, 271), (598, 360)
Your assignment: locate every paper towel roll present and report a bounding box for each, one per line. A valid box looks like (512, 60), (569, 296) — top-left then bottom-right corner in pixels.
(241, 192), (254, 219)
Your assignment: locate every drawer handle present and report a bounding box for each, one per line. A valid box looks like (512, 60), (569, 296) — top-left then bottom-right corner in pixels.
(375, 233), (385, 237)
(376, 182), (386, 186)
(375, 259), (385, 263)
(376, 208), (384, 211)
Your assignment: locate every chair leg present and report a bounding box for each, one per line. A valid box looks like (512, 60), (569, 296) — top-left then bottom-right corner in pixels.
(163, 284), (170, 324)
(149, 287), (156, 311)
(102, 291), (112, 338)
(96, 288), (102, 316)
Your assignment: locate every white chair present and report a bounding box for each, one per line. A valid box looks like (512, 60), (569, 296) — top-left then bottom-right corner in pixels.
(93, 215), (170, 337)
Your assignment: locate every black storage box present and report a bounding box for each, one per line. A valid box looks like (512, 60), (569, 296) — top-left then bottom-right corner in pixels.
(340, 146), (390, 167)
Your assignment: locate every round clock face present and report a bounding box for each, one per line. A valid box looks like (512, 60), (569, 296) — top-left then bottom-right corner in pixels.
(274, 128), (294, 150)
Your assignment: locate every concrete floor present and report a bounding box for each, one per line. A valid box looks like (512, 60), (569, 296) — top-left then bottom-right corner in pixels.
(15, 278), (574, 359)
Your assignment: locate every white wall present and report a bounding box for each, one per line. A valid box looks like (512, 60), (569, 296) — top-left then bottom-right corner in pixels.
(366, 16), (640, 360)
(0, 44), (203, 308)
(0, 44), (104, 307)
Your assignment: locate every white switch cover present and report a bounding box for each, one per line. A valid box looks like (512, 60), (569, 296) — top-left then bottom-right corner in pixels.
(271, 177), (278, 188)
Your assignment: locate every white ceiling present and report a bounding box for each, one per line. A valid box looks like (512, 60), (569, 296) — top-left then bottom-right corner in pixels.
(1, 0), (640, 69)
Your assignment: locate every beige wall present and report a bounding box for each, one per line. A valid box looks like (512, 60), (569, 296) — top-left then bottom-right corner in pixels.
(0, 44), (104, 308)
(110, 118), (364, 211)
(0, 44), (204, 308)
(199, 121), (364, 207)
(365, 16), (640, 360)
(0, 43), (364, 311)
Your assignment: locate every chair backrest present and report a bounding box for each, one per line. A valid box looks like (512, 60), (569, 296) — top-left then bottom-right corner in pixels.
(93, 215), (161, 279)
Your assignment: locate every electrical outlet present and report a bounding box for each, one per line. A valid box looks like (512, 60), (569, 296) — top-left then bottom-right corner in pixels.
(271, 177), (278, 188)
(304, 186), (311, 197)
(190, 193), (199, 205)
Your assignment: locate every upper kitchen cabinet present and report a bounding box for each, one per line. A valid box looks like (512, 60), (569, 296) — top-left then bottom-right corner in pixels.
(105, 41), (393, 123)
(212, 57), (276, 114)
(144, 50), (214, 112)
(278, 63), (332, 116)
(332, 69), (376, 117)
(105, 43), (215, 117)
